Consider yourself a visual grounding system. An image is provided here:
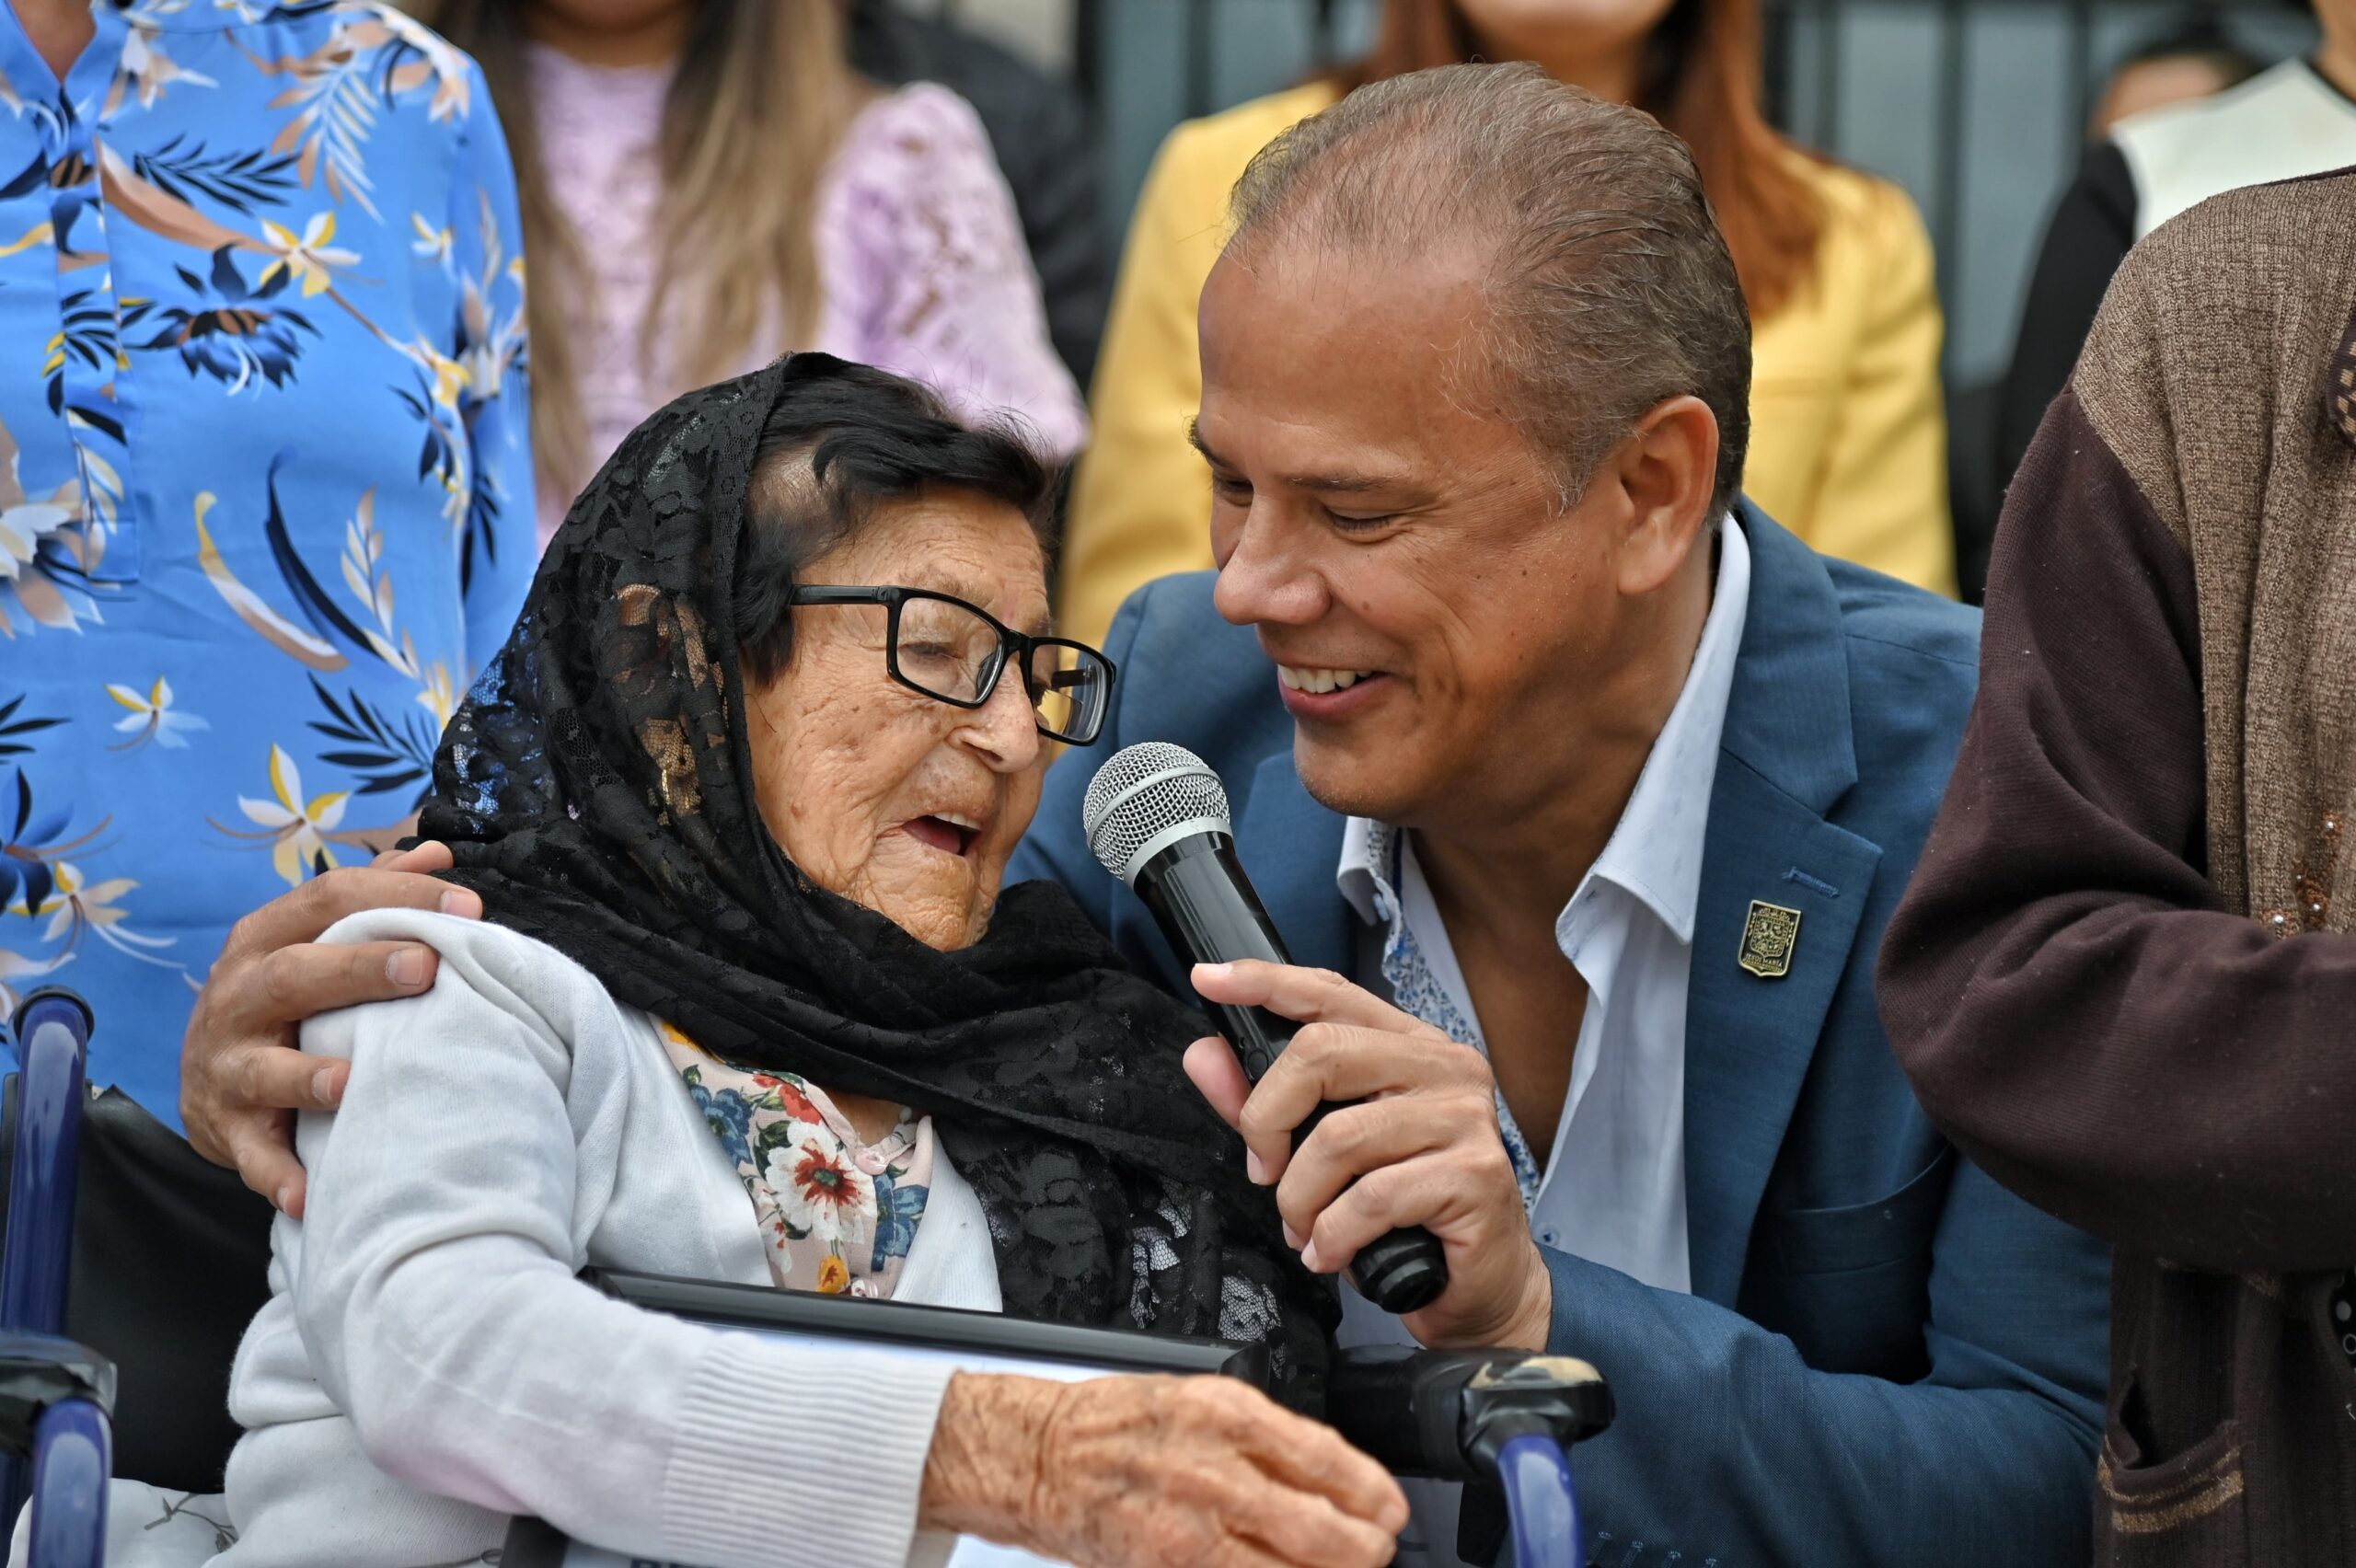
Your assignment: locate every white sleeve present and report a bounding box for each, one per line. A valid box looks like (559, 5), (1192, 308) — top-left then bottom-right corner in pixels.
(290, 915), (956, 1568)
(830, 84), (1088, 461)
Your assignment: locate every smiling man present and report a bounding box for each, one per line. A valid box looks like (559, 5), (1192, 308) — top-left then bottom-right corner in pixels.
(176, 62), (2108, 1568)
(1010, 63), (2110, 1567)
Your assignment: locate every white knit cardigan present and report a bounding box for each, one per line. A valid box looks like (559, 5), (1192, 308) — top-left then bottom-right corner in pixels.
(212, 910), (1004, 1568)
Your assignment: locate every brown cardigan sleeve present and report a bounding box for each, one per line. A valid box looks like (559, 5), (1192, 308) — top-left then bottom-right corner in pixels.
(1877, 387), (2356, 1275)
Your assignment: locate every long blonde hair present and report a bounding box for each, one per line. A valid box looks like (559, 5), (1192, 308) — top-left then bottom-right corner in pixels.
(410, 0), (862, 506)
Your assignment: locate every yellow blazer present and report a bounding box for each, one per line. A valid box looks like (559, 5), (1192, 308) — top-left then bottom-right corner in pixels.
(1059, 82), (1955, 648)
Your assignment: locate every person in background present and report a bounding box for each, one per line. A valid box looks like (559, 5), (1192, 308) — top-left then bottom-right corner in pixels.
(0, 0), (532, 1124)
(1881, 169), (2356, 1565)
(2089, 15), (2262, 136)
(848, 0), (1109, 390)
(1994, 0), (2355, 487)
(409, 0), (1086, 548)
(1057, 0), (1956, 651)
(1948, 14), (2260, 601)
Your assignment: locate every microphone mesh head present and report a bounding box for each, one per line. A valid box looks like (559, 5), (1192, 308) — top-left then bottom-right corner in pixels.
(1082, 742), (1232, 883)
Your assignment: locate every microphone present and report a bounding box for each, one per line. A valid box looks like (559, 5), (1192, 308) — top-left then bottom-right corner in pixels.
(1084, 743), (1449, 1316)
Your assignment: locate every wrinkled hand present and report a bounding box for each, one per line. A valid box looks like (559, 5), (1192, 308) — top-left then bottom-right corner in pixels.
(1185, 961), (1552, 1352)
(923, 1372), (1406, 1568)
(179, 842), (478, 1216)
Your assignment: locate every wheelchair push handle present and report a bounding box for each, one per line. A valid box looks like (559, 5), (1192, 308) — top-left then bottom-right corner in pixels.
(1324, 1346), (1611, 1568)
(1324, 1345), (1613, 1482)
(8, 993), (93, 1059)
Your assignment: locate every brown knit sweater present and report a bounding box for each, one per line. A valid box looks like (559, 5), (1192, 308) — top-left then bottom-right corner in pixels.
(1879, 167), (2356, 1566)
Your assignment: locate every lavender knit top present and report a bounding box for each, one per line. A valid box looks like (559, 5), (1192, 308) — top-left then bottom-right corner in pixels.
(527, 45), (1088, 546)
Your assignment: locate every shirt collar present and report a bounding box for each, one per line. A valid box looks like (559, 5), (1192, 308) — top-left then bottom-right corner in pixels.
(1336, 513), (1750, 947)
(1582, 513), (1749, 943)
(1337, 814), (1391, 927)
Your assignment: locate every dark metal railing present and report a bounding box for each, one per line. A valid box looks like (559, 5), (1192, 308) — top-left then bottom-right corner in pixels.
(1051, 0), (2316, 376)
(1757, 0), (2305, 352)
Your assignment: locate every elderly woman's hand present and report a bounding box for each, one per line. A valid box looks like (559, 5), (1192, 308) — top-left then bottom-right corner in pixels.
(922, 1372), (1407, 1568)
(181, 842), (479, 1216)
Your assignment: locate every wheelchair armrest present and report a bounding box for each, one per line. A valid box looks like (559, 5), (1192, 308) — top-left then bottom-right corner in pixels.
(1330, 1347), (1611, 1568)
(1, 990), (96, 1544)
(0, 1334), (115, 1458)
(26, 1396), (109, 1568)
(1324, 1345), (1613, 1483)
(0, 1338), (114, 1568)
(2, 990), (94, 1341)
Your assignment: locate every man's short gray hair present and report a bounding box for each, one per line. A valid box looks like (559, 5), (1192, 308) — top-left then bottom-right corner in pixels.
(1225, 62), (1752, 514)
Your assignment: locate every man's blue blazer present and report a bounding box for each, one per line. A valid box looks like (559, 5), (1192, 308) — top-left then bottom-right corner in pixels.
(1010, 503), (2109, 1567)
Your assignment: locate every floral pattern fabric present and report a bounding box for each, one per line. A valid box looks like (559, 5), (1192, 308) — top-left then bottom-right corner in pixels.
(1356, 822), (1545, 1209)
(0, 0), (532, 1123)
(663, 1023), (934, 1299)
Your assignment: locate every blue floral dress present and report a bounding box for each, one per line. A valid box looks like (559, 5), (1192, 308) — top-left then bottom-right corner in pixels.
(0, 2), (531, 1123)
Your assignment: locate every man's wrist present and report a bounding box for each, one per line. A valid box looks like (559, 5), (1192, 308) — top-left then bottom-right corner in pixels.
(1504, 1243), (1556, 1352)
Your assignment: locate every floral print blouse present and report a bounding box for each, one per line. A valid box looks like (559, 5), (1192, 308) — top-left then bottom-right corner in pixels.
(0, 2), (531, 1123)
(663, 1024), (935, 1300)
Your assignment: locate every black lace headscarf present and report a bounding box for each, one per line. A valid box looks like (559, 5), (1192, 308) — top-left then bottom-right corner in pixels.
(419, 355), (1332, 1395)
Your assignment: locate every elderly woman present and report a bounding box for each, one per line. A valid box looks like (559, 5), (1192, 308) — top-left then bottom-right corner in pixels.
(194, 356), (1405, 1568)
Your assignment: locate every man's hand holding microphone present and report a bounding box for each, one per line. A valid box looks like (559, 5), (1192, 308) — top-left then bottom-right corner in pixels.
(1186, 959), (1553, 1352)
(1083, 743), (1551, 1353)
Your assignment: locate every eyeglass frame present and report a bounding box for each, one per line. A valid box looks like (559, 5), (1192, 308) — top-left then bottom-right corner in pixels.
(783, 584), (1117, 745)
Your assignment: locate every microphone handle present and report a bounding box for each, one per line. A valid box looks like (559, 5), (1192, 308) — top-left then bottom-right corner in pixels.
(1134, 833), (1449, 1316)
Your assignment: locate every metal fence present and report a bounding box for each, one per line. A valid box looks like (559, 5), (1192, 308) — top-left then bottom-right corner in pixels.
(1755, 0), (2317, 379)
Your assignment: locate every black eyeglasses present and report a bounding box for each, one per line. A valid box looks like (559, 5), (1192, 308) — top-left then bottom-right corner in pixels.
(785, 585), (1116, 745)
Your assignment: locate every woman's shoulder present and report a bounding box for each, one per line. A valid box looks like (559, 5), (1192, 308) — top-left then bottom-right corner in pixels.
(237, 3), (493, 114)
(823, 81), (1029, 241)
(1154, 80), (1342, 201)
(125, 2), (491, 132)
(137, 0), (416, 38)
(822, 81), (1036, 282)
(1785, 151), (1934, 265)
(316, 908), (641, 1042)
(1113, 81), (1337, 269)
(837, 80), (997, 176)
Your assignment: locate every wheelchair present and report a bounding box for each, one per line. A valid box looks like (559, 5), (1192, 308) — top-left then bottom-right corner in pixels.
(0, 987), (1613, 1568)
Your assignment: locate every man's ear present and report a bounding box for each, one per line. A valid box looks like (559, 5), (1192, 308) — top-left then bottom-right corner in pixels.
(1599, 395), (1720, 597)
